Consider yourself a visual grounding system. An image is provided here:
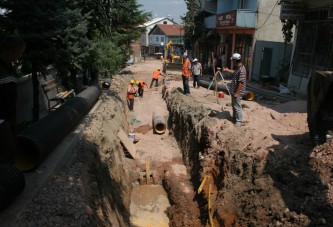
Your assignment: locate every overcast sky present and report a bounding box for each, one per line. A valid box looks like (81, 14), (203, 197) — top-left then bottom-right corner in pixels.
(137, 0), (187, 23)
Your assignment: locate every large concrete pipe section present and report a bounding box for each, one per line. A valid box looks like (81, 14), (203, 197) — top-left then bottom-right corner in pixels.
(152, 112), (166, 134)
(0, 163), (25, 210)
(198, 79), (254, 101)
(16, 85), (101, 171)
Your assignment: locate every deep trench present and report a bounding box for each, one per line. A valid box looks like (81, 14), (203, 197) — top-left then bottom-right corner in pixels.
(86, 84), (216, 226)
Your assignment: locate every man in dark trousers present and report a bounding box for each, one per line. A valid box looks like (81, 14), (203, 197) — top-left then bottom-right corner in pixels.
(182, 54), (191, 95)
(0, 35), (26, 164)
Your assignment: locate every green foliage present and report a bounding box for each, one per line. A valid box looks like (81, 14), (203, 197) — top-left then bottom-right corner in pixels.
(281, 19), (296, 44)
(278, 0), (300, 44)
(92, 37), (124, 78)
(0, 0), (150, 81)
(181, 0), (206, 48)
(110, 0), (150, 53)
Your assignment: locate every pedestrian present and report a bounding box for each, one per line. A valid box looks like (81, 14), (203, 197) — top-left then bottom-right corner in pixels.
(136, 80), (147, 98)
(223, 53), (247, 126)
(191, 58), (202, 89)
(127, 79), (137, 111)
(143, 55), (146, 62)
(149, 68), (163, 88)
(182, 53), (191, 95)
(0, 35), (26, 164)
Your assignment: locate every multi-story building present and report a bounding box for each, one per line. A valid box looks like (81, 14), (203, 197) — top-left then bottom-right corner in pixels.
(148, 24), (184, 56)
(140, 17), (177, 57)
(194, 0), (292, 83)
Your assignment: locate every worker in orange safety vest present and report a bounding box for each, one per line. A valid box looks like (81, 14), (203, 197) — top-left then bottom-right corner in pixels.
(149, 68), (164, 88)
(136, 80), (147, 98)
(127, 79), (137, 111)
(182, 54), (192, 95)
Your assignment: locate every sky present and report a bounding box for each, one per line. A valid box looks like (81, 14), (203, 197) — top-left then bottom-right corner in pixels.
(136, 0), (187, 23)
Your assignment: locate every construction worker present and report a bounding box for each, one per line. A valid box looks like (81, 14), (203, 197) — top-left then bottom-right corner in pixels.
(136, 80), (147, 98)
(149, 68), (163, 88)
(182, 53), (192, 95)
(223, 53), (247, 126)
(127, 79), (137, 111)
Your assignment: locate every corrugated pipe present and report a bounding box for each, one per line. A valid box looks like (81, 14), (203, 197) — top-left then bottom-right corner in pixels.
(152, 112), (166, 134)
(198, 79), (254, 101)
(16, 85), (101, 172)
(0, 163), (25, 210)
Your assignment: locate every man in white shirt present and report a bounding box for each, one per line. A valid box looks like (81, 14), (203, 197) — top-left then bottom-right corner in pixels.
(191, 58), (202, 89)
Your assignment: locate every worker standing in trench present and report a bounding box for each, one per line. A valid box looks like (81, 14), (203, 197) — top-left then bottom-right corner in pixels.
(149, 68), (163, 88)
(127, 79), (137, 112)
(223, 53), (247, 126)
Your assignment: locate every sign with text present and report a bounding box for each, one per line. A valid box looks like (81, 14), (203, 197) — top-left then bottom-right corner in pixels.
(217, 11), (236, 27)
(280, 3), (305, 20)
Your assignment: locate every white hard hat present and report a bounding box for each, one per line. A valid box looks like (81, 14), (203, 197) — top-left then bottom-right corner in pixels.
(230, 53), (241, 60)
(193, 58), (198, 62)
(183, 53), (188, 58)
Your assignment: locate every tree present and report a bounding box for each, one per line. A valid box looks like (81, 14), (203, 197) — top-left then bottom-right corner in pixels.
(0, 0), (91, 121)
(181, 0), (206, 49)
(110, 0), (150, 56)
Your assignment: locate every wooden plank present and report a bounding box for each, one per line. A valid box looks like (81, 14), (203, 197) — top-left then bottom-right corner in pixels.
(41, 79), (56, 88)
(146, 159), (150, 185)
(43, 83), (57, 93)
(117, 129), (138, 159)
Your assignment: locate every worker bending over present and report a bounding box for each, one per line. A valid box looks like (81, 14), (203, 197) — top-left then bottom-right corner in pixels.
(149, 68), (163, 88)
(136, 80), (147, 98)
(127, 79), (137, 111)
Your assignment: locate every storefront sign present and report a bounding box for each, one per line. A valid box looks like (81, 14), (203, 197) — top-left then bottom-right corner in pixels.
(217, 11), (236, 27)
(280, 3), (305, 20)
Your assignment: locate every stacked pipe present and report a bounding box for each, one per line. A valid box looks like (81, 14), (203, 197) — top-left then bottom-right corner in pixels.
(0, 163), (25, 210)
(15, 85), (101, 172)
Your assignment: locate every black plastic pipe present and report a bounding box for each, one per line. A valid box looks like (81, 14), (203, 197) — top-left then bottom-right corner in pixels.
(198, 79), (254, 101)
(16, 85), (101, 171)
(0, 163), (25, 210)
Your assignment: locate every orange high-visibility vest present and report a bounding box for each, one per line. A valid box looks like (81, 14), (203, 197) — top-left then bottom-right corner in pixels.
(138, 81), (145, 89)
(152, 70), (161, 79)
(127, 85), (136, 99)
(182, 58), (191, 77)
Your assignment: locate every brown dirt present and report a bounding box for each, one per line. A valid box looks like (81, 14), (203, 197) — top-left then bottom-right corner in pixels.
(13, 58), (333, 227)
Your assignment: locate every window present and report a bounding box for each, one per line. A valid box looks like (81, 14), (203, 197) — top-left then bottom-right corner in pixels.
(292, 7), (333, 77)
(161, 37), (165, 42)
(155, 36), (159, 42)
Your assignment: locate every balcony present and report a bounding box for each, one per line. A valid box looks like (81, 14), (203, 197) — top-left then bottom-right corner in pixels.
(204, 9), (257, 29)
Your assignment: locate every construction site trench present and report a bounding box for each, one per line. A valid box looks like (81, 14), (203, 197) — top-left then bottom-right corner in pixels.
(11, 59), (333, 226)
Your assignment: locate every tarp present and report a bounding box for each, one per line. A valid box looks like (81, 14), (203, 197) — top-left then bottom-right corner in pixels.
(307, 70), (333, 137)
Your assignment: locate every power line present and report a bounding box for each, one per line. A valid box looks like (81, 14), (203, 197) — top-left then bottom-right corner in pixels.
(256, 0), (279, 31)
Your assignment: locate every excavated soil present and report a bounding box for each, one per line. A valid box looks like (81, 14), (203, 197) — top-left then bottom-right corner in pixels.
(12, 58), (333, 226)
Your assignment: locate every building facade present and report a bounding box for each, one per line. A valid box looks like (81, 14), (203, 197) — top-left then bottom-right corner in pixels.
(195, 0), (291, 83)
(286, 0), (333, 95)
(148, 24), (184, 56)
(140, 17), (177, 57)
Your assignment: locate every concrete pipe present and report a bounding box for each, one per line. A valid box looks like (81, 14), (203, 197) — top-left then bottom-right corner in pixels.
(152, 112), (166, 134)
(16, 85), (101, 172)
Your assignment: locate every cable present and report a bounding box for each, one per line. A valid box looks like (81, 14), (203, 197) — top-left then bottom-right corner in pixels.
(256, 0), (279, 31)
